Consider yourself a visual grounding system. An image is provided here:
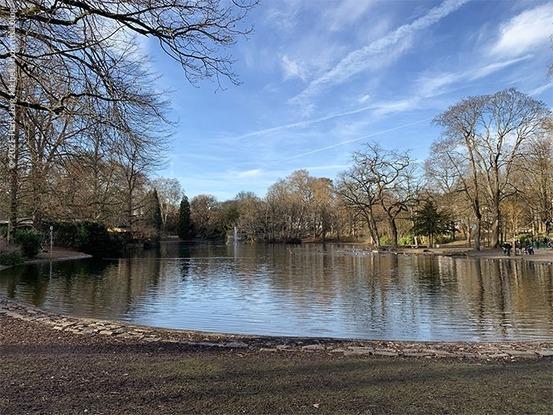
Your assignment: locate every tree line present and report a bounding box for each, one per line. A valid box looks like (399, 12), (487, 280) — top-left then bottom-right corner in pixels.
(0, 0), (255, 242)
(178, 89), (551, 250)
(0, 2), (550, 252)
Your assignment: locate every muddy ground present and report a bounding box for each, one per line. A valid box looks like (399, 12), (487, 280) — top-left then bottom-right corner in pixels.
(1, 314), (553, 414)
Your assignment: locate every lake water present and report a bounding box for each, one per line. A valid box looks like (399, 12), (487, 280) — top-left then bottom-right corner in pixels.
(1, 242), (553, 341)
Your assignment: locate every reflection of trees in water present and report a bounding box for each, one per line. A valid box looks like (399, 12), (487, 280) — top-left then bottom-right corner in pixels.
(0, 255), (164, 320)
(0, 259), (112, 306)
(1, 242), (553, 339)
(338, 255), (465, 338)
(333, 254), (553, 339)
(452, 259), (553, 338)
(1, 264), (50, 303)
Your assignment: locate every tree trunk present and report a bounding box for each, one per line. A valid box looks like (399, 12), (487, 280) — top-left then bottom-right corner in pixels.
(368, 209), (380, 247)
(474, 214), (482, 251)
(388, 215), (398, 248)
(31, 173), (44, 227)
(127, 189), (134, 233)
(8, 118), (20, 242)
(363, 210), (380, 247)
(491, 199), (501, 248)
(9, 160), (18, 234)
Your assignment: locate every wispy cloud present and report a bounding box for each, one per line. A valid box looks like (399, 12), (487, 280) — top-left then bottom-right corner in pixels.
(302, 164), (350, 171)
(529, 82), (553, 97)
(236, 169), (263, 178)
(416, 55), (533, 97)
(277, 119), (429, 162)
(467, 56), (533, 80)
(280, 55), (308, 81)
(263, 0), (302, 32)
(490, 3), (553, 57)
(234, 55), (528, 143)
(233, 103), (384, 140)
(291, 0), (470, 108)
(323, 0), (376, 31)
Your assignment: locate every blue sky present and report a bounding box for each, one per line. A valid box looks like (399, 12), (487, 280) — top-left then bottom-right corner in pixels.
(148, 0), (553, 200)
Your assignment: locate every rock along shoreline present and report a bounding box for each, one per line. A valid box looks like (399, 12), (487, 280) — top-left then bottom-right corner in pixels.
(2, 296), (553, 362)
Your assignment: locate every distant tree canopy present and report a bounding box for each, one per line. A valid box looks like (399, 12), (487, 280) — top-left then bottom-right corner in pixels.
(0, 0), (256, 240)
(145, 189), (162, 238)
(172, 89), (552, 248)
(177, 197), (192, 240)
(412, 200), (452, 247)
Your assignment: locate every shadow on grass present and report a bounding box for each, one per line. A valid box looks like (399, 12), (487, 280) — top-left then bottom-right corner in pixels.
(2, 339), (553, 414)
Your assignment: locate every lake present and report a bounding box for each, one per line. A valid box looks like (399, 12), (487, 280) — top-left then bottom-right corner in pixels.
(1, 242), (553, 341)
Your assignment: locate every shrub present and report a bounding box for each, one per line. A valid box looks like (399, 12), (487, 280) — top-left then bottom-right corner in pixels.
(0, 251), (24, 266)
(14, 229), (43, 258)
(379, 235), (392, 246)
(399, 234), (414, 246)
(517, 234), (533, 246)
(41, 221), (126, 257)
(76, 222), (112, 256)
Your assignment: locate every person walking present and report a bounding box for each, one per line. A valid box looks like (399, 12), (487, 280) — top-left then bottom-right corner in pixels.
(502, 242), (512, 256)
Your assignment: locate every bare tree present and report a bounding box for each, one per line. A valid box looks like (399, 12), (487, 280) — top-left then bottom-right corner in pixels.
(152, 177), (183, 233)
(518, 117), (553, 233)
(434, 89), (549, 249)
(336, 164), (381, 246)
(0, 0), (255, 234)
(433, 95), (485, 250)
(190, 194), (218, 238)
(337, 143), (417, 247)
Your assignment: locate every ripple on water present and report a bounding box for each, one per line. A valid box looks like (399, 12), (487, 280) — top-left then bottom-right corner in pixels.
(1, 243), (553, 341)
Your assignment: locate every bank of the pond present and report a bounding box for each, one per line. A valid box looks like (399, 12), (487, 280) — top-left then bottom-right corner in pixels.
(2, 297), (553, 361)
(325, 242), (553, 264)
(0, 248), (92, 272)
(389, 246), (553, 264)
(1, 310), (553, 414)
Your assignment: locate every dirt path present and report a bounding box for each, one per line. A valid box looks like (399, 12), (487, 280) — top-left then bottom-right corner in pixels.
(1, 314), (552, 414)
(394, 246), (553, 263)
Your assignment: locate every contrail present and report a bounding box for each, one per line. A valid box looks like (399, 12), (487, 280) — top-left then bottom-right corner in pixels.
(277, 119), (429, 162)
(292, 0), (470, 105)
(233, 103), (383, 140)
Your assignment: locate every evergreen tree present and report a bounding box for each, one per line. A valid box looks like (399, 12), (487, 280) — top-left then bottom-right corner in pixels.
(146, 189), (163, 237)
(412, 200), (452, 247)
(177, 196), (192, 240)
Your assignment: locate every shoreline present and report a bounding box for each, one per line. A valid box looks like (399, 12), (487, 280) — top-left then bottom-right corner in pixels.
(4, 243), (552, 272)
(2, 296), (552, 361)
(3, 312), (552, 415)
(357, 245), (553, 264)
(2, 245), (553, 361)
(0, 249), (92, 272)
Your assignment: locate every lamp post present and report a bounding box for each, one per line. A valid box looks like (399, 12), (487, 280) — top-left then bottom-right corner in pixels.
(49, 226), (53, 258)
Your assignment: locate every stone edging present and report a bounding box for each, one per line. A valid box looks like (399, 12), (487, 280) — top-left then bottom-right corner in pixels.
(2, 297), (553, 361)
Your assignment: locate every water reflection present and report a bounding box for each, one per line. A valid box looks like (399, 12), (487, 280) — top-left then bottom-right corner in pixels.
(1, 242), (553, 341)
